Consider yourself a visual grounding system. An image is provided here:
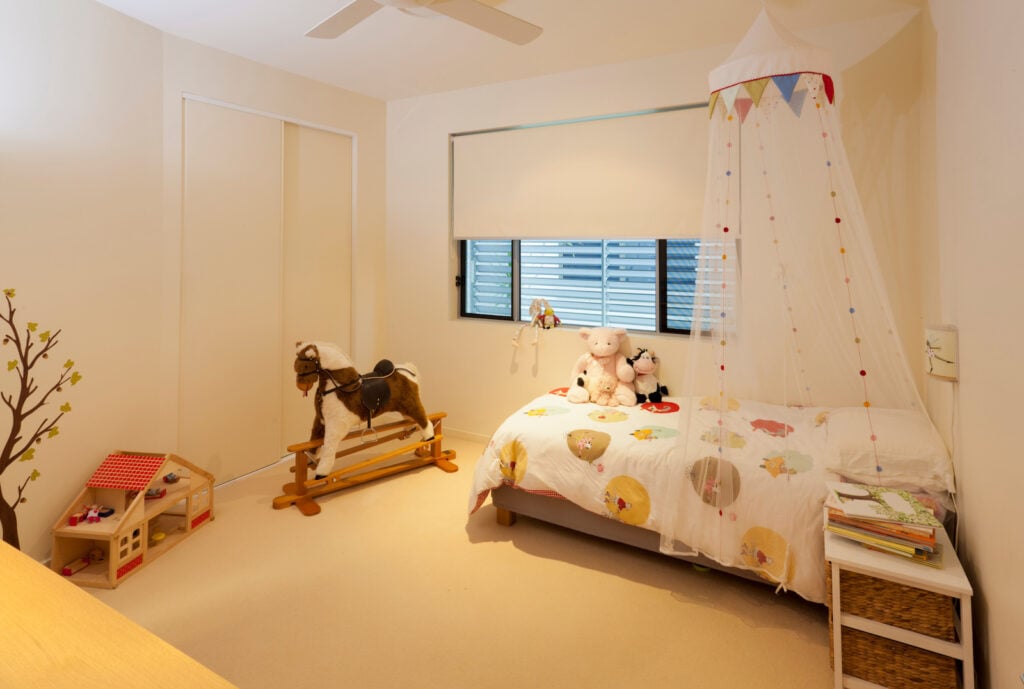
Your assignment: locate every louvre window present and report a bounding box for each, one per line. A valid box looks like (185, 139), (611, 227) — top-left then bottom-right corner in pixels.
(462, 239), (512, 319)
(460, 238), (721, 334)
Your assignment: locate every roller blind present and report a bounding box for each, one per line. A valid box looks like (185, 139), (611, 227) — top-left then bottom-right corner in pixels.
(451, 104), (708, 240)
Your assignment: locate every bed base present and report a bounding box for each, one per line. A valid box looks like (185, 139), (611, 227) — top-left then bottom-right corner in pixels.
(490, 485), (769, 586)
(273, 411), (456, 516)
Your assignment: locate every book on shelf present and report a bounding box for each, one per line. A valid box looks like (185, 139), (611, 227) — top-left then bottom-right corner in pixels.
(825, 481), (943, 567)
(825, 481), (942, 528)
(864, 541), (944, 568)
(826, 510), (936, 552)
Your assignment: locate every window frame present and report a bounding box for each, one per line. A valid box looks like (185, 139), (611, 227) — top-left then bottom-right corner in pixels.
(459, 238), (702, 335)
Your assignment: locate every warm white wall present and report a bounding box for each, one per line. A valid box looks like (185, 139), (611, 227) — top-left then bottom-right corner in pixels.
(159, 36), (385, 480)
(159, 34), (387, 377)
(1, 0), (165, 558)
(385, 50), (720, 437)
(0, 0), (386, 561)
(929, 2), (1024, 687)
(385, 14), (930, 442)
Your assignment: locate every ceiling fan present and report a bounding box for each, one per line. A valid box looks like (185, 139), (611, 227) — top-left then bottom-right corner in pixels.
(306, 0), (543, 45)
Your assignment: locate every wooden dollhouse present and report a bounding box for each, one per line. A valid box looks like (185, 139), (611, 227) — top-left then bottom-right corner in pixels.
(51, 451), (214, 588)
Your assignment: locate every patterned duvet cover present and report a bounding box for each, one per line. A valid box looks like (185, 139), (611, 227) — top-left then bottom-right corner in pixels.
(470, 390), (838, 603)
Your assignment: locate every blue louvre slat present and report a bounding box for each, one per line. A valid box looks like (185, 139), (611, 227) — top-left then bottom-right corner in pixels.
(465, 239), (512, 317)
(518, 239), (659, 330)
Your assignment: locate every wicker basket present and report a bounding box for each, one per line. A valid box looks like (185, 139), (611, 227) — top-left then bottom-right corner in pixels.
(839, 627), (958, 689)
(826, 562), (959, 689)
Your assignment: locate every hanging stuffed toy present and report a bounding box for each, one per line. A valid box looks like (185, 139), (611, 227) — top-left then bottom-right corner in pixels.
(628, 347), (668, 404)
(539, 304), (561, 329)
(512, 297), (560, 348)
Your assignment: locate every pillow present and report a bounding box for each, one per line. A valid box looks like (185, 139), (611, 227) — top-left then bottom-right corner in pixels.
(824, 407), (955, 494)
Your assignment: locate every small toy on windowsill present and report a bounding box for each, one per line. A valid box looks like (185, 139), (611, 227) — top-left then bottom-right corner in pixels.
(539, 304), (561, 329)
(512, 298), (560, 348)
(628, 347), (668, 404)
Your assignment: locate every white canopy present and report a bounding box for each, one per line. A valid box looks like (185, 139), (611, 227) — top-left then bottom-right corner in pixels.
(659, 6), (953, 599)
(708, 6), (833, 93)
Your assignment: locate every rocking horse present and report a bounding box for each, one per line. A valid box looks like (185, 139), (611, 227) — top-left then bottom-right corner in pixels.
(272, 341), (456, 516)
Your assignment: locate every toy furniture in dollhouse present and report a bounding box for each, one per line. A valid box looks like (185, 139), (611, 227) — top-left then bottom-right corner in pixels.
(51, 451), (214, 588)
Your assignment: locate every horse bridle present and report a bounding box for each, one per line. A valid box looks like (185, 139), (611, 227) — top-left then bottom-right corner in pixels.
(299, 357), (410, 397)
(301, 358), (360, 397)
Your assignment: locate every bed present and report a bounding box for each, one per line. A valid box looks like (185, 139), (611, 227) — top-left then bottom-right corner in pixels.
(469, 389), (955, 604)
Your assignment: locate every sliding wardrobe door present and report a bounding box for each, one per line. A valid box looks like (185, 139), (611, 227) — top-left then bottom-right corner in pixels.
(181, 100), (284, 482)
(281, 122), (353, 446)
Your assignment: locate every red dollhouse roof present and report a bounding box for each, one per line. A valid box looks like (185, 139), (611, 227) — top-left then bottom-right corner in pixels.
(86, 453), (167, 492)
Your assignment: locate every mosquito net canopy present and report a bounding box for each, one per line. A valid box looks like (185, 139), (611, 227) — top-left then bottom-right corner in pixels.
(658, 7), (952, 594)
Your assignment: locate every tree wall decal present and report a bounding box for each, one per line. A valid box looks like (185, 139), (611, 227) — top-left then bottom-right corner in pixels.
(0, 289), (82, 549)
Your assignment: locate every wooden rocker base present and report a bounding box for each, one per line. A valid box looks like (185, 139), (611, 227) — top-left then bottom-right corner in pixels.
(272, 411), (457, 516)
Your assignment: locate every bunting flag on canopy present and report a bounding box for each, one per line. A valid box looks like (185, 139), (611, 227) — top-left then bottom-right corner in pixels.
(772, 73), (801, 102)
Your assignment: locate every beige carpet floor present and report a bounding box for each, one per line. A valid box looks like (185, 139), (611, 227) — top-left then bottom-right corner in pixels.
(90, 435), (833, 689)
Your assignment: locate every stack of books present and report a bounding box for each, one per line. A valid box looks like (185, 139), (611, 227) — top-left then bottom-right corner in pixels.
(825, 481), (943, 567)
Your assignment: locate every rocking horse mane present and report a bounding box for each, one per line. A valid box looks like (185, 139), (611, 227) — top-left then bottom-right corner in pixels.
(299, 341), (353, 371)
(295, 341), (420, 381)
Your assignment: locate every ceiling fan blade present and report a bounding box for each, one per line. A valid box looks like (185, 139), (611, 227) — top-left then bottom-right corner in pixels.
(306, 0), (384, 39)
(429, 0), (542, 45)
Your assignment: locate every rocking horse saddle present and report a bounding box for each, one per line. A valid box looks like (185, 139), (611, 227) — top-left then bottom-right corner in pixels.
(359, 359), (396, 416)
(324, 358), (402, 421)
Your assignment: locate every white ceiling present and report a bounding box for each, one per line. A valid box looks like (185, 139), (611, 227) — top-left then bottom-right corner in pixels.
(91, 0), (925, 101)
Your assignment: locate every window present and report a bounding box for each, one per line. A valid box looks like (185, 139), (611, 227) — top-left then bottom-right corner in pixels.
(460, 238), (717, 334)
(450, 104), (717, 334)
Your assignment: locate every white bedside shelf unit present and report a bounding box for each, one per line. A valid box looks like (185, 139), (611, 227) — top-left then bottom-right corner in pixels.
(825, 525), (974, 689)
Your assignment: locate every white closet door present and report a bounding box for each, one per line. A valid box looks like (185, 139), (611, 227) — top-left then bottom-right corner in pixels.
(181, 100), (284, 482)
(281, 122), (353, 447)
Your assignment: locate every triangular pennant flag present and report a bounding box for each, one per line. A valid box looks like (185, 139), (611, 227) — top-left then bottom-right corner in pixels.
(823, 74), (835, 104)
(744, 78), (770, 107)
(772, 74), (801, 103)
(734, 98), (754, 123)
(720, 84), (742, 115)
(787, 88), (808, 117)
(708, 91), (720, 118)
